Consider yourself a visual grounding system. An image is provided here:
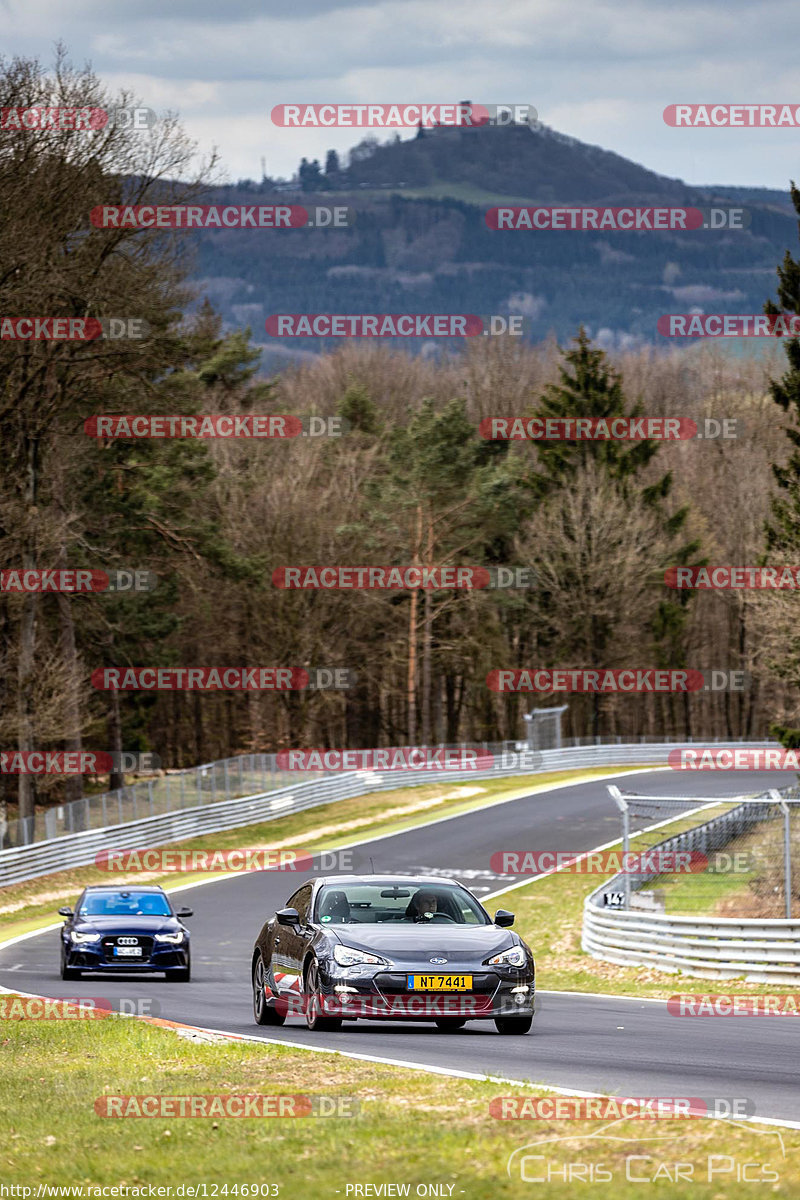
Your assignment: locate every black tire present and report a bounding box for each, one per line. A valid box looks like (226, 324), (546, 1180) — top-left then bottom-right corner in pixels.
(60, 947), (80, 981)
(494, 1013), (533, 1035)
(253, 953), (285, 1025)
(304, 960), (342, 1032)
(434, 1018), (467, 1031)
(166, 954), (191, 982)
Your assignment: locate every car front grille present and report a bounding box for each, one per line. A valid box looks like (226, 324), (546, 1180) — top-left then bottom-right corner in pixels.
(374, 971), (498, 995)
(101, 936), (155, 963)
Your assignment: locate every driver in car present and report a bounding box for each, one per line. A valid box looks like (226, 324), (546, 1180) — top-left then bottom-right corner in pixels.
(405, 891), (439, 922)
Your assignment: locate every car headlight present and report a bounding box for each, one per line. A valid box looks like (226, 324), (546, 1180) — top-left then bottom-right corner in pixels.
(333, 945), (386, 967)
(486, 945), (527, 967)
(155, 931), (185, 943)
(71, 931), (101, 943)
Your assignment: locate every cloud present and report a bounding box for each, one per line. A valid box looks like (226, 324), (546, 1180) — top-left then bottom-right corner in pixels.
(3, 0), (799, 184)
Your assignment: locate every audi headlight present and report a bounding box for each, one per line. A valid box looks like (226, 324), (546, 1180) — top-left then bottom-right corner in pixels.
(333, 945), (386, 967)
(71, 930), (101, 943)
(486, 945), (527, 967)
(155, 931), (184, 943)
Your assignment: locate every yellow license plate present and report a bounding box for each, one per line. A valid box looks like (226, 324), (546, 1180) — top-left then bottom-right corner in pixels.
(407, 974), (472, 991)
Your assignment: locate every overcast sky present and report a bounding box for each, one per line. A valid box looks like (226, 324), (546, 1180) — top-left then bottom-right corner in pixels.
(4, 0), (800, 189)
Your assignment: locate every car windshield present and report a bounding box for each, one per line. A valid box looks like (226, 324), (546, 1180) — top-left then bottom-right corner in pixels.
(79, 892), (172, 917)
(315, 883), (489, 926)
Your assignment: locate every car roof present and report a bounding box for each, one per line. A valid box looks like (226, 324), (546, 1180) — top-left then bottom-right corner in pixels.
(312, 875), (465, 888)
(81, 884), (168, 893)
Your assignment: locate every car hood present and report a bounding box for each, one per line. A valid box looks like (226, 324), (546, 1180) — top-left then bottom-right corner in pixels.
(330, 923), (515, 965)
(75, 916), (181, 935)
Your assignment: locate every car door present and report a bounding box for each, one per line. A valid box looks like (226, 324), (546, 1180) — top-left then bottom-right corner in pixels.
(273, 883), (313, 998)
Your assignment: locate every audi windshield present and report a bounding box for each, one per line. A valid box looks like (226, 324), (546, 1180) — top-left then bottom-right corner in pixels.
(79, 891), (172, 917)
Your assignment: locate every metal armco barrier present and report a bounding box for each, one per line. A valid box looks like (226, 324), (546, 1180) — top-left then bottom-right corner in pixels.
(0, 740), (774, 888)
(583, 782), (800, 984)
(582, 906), (800, 985)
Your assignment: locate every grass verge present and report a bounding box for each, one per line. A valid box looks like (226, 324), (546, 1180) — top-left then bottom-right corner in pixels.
(0, 1012), (797, 1196)
(511, 802), (800, 997)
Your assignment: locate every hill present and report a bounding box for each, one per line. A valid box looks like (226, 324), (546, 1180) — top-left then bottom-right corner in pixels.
(186, 122), (797, 369)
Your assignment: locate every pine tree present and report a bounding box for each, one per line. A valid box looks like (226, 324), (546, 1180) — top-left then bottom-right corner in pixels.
(524, 329), (701, 736)
(763, 182), (800, 745)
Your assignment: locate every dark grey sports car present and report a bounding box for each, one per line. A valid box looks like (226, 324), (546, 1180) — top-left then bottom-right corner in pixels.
(251, 875), (535, 1034)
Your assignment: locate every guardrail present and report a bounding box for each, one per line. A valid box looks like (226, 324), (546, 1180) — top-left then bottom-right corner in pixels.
(0, 734), (770, 849)
(582, 907), (800, 986)
(583, 784), (800, 984)
(0, 740), (775, 888)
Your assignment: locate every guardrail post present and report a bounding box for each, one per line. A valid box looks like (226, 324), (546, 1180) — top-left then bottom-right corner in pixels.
(608, 785), (630, 910)
(223, 759), (230, 802)
(772, 790), (792, 919)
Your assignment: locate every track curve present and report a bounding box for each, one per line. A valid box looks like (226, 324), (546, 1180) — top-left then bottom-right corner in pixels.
(2, 768), (798, 1122)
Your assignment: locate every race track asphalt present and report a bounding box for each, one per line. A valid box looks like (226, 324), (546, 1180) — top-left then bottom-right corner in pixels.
(2, 767), (798, 1123)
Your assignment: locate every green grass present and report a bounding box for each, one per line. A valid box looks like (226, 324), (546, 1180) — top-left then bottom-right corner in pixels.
(510, 803), (800, 996)
(639, 810), (800, 918)
(0, 766), (651, 941)
(1, 1011), (797, 1195)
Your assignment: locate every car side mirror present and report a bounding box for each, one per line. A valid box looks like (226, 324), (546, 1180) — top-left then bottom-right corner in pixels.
(276, 907), (300, 927)
(58, 907), (73, 917)
(494, 909), (515, 927)
(177, 907), (193, 918)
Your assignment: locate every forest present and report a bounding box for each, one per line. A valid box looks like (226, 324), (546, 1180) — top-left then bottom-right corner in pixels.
(4, 53), (800, 828)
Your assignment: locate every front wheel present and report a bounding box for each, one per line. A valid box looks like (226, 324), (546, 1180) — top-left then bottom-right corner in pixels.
(305, 960), (342, 1032)
(166, 954), (191, 982)
(253, 954), (285, 1025)
(60, 946), (80, 981)
(494, 1013), (533, 1035)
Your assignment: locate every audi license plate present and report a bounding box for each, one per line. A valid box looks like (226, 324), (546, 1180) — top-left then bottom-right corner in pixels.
(113, 946), (142, 957)
(407, 974), (472, 991)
